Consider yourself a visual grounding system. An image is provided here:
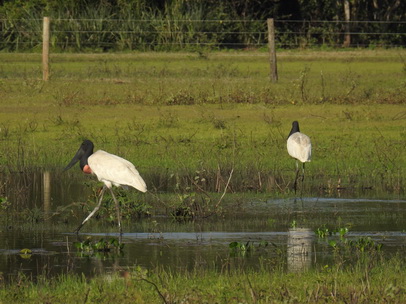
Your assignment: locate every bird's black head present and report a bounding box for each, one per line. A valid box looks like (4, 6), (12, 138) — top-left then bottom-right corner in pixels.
(288, 121), (300, 138)
(64, 139), (94, 171)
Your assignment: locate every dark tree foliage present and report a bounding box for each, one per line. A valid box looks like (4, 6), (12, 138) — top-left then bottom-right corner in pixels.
(0, 0), (405, 50)
(299, 0), (339, 20)
(1, 0), (405, 21)
(277, 0), (302, 20)
(1, 0), (405, 20)
(223, 0), (278, 19)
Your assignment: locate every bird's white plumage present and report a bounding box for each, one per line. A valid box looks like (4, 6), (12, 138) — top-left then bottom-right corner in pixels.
(88, 150), (147, 192)
(287, 132), (312, 163)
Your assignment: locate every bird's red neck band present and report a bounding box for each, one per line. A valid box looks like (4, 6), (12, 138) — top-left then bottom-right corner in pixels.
(83, 164), (92, 174)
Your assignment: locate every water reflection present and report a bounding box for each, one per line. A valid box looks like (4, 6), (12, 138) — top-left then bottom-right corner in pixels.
(287, 228), (313, 272)
(0, 170), (89, 213)
(0, 170), (406, 281)
(43, 171), (51, 216)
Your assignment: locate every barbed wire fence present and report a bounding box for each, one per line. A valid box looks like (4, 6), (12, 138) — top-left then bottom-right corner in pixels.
(1, 17), (405, 81)
(1, 18), (405, 51)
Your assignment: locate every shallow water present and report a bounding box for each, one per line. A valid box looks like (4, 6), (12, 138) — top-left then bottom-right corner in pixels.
(0, 170), (405, 282)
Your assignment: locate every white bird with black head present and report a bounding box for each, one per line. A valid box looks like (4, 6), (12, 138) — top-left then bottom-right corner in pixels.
(64, 139), (147, 234)
(287, 121), (311, 193)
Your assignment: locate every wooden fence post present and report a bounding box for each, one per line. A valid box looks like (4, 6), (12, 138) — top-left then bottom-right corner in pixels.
(343, 0), (351, 47)
(267, 18), (278, 83)
(42, 17), (50, 81)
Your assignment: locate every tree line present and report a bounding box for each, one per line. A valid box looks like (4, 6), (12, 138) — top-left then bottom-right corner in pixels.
(0, 0), (405, 51)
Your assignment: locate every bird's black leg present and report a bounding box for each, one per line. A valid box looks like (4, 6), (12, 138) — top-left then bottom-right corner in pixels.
(299, 162), (306, 195)
(108, 187), (122, 235)
(293, 160), (300, 194)
(74, 185), (106, 234)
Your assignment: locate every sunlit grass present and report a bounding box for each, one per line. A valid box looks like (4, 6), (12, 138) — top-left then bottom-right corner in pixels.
(0, 102), (403, 198)
(0, 50), (404, 197)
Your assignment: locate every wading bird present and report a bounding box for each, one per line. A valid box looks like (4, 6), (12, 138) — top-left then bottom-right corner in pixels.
(287, 121), (312, 193)
(64, 140), (147, 234)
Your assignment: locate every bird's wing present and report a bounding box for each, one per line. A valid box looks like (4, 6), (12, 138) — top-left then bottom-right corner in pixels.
(88, 150), (147, 192)
(287, 133), (312, 163)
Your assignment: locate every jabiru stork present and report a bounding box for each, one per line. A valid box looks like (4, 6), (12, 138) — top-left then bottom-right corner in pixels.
(287, 121), (312, 193)
(64, 139), (147, 234)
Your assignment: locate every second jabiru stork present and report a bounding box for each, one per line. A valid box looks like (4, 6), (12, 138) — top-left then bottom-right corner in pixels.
(287, 121), (312, 193)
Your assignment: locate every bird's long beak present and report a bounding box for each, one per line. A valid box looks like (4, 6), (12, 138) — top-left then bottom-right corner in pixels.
(63, 146), (85, 171)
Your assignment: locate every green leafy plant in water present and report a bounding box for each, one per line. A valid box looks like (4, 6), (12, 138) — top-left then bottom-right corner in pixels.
(315, 226), (349, 239)
(82, 185), (151, 223)
(171, 168), (223, 221)
(346, 237), (382, 253)
(328, 240), (338, 250)
(229, 241), (269, 257)
(114, 189), (151, 220)
(74, 237), (124, 256)
(338, 227), (349, 238)
(229, 241), (254, 257)
(171, 191), (198, 221)
(315, 226), (330, 238)
(328, 236), (383, 261)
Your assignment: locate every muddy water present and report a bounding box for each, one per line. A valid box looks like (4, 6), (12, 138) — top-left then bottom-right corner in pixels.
(0, 170), (405, 282)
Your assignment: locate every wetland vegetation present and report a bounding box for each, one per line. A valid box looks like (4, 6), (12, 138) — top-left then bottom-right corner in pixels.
(0, 50), (405, 196)
(0, 49), (405, 302)
(2, 256), (406, 303)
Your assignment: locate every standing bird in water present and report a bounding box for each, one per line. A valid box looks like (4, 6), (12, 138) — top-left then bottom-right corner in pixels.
(64, 140), (147, 234)
(287, 121), (312, 193)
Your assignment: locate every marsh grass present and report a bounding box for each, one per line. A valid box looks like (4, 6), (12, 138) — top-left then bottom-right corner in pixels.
(0, 103), (404, 198)
(0, 50), (404, 198)
(1, 254), (405, 303)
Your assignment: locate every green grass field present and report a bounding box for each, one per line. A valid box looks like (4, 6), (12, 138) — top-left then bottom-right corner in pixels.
(0, 50), (405, 196)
